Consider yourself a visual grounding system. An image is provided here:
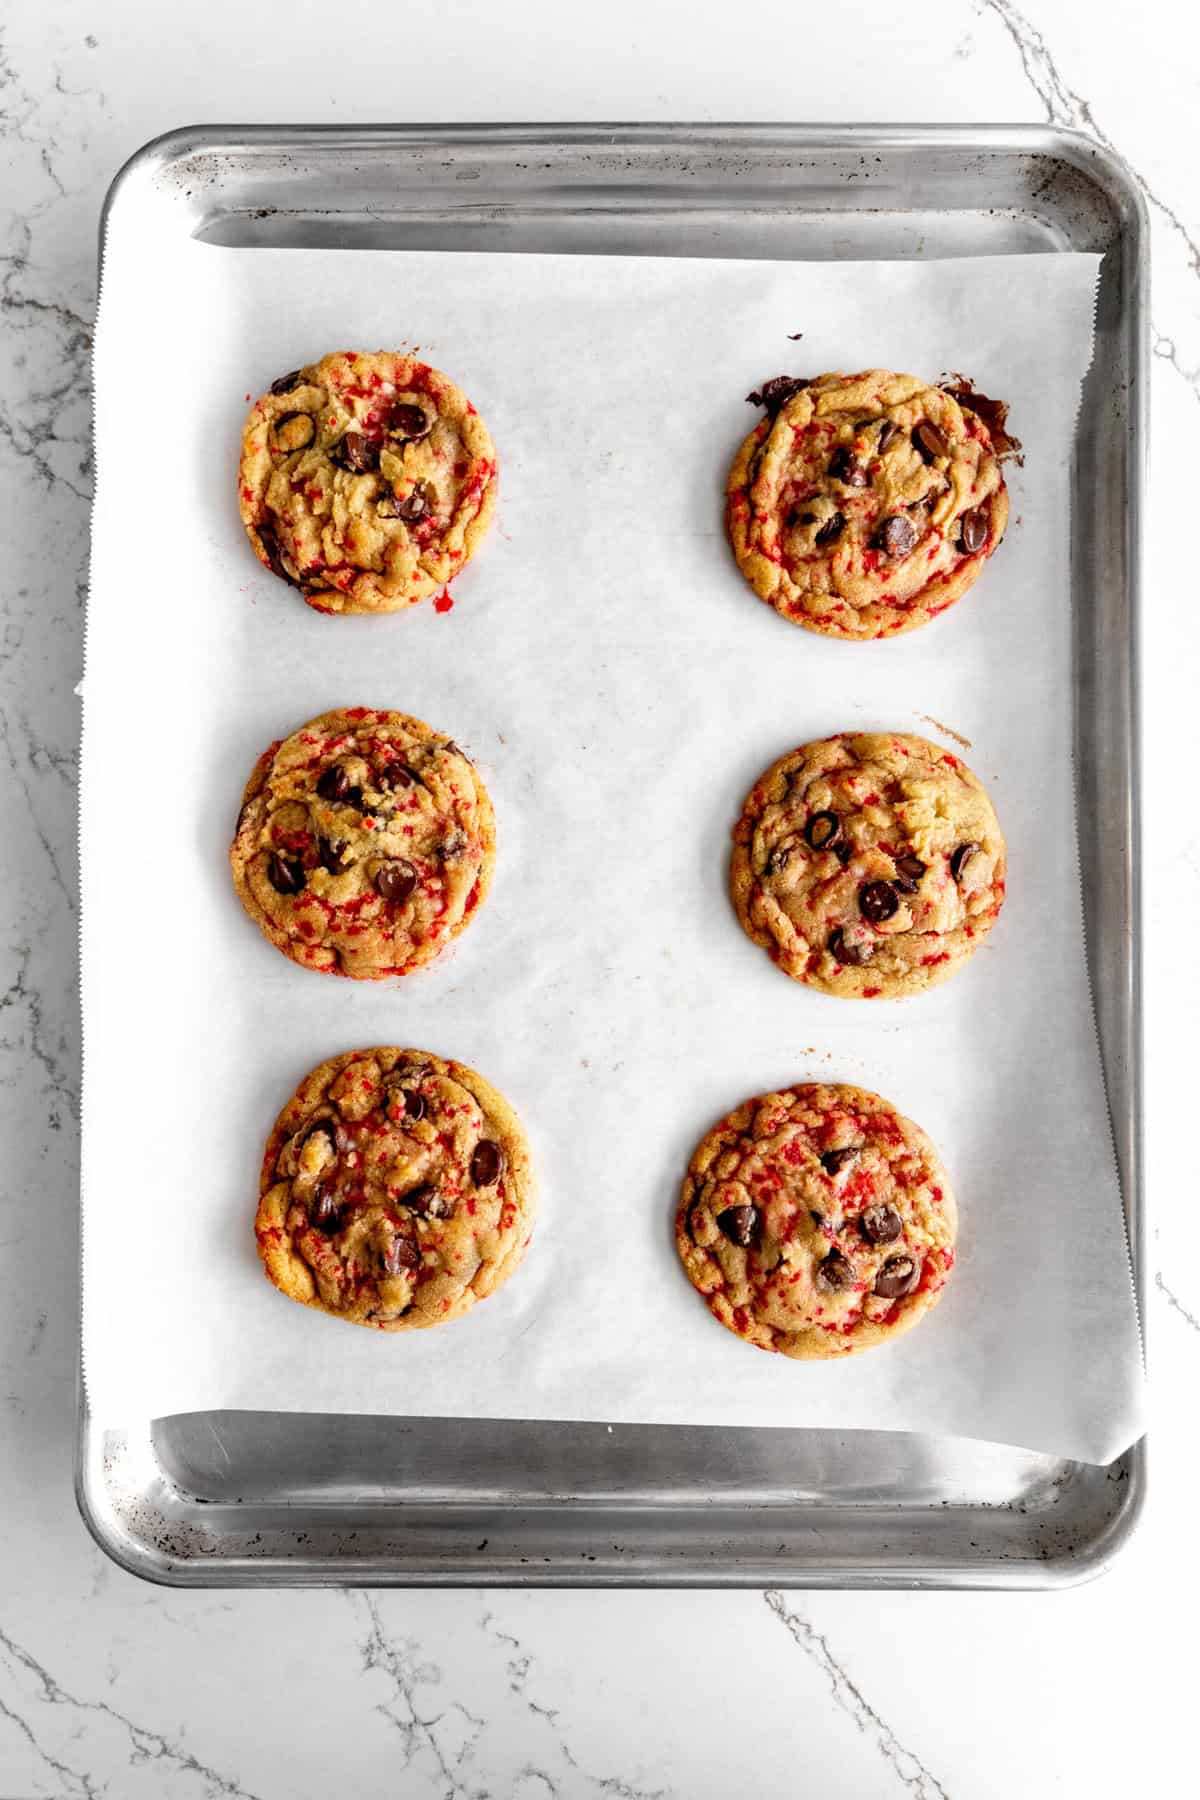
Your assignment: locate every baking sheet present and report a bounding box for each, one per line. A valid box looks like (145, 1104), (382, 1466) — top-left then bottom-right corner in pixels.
(81, 240), (1144, 1463)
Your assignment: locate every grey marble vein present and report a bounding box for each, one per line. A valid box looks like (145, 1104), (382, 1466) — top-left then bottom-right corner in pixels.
(763, 1592), (950, 1799)
(0, 1624), (262, 1799)
(977, 0), (1200, 401)
(1155, 1271), (1200, 1336)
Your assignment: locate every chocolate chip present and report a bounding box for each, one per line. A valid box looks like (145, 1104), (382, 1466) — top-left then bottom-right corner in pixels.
(374, 860), (417, 903)
(829, 447), (868, 487)
(379, 763), (413, 790)
(303, 1120), (338, 1161)
(940, 379), (1022, 462)
(317, 764), (351, 801)
(794, 510), (817, 526)
(376, 494), (402, 518)
(833, 842), (854, 868)
(877, 421), (902, 453)
(874, 515), (917, 558)
(318, 836), (349, 873)
(893, 854), (926, 893)
(404, 1183), (454, 1220)
(382, 1235), (420, 1274)
(874, 1254), (920, 1298)
(915, 420), (949, 462)
(817, 1249), (855, 1290)
(958, 505), (988, 554)
(950, 842), (981, 884)
(267, 851), (305, 895)
(397, 484), (432, 523)
(810, 1209), (825, 1226)
(404, 1089), (426, 1121)
(310, 1188), (342, 1234)
(814, 511), (846, 547)
(717, 1205), (761, 1248)
(335, 431), (378, 473)
(804, 810), (841, 851)
(746, 375), (809, 415)
(470, 1140), (505, 1187)
(389, 403), (432, 441)
(820, 1147), (860, 1177)
(859, 880), (899, 924)
(860, 1204), (903, 1245)
(829, 928), (874, 967)
(270, 370), (304, 395)
(256, 522), (302, 588)
(766, 847), (792, 876)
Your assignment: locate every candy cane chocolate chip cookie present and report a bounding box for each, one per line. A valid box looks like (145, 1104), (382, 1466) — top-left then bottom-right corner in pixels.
(239, 351), (497, 614)
(731, 732), (1006, 999)
(726, 370), (1010, 638)
(677, 1082), (956, 1359)
(257, 1048), (535, 1332)
(230, 707), (494, 979)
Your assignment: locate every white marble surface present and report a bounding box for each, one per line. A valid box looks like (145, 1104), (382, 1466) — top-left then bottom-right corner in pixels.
(0, 1), (1193, 1792)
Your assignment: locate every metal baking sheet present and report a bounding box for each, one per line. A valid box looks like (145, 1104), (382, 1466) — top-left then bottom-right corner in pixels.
(77, 124), (1146, 1588)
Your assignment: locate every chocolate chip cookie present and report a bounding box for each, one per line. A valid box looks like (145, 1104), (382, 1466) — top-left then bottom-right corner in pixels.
(238, 351), (498, 614)
(230, 707), (495, 979)
(677, 1082), (956, 1359)
(257, 1048), (535, 1332)
(726, 370), (1010, 638)
(731, 732), (1006, 998)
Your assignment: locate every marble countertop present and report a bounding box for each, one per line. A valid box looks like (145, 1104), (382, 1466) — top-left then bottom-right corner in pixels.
(0, 0), (1190, 1792)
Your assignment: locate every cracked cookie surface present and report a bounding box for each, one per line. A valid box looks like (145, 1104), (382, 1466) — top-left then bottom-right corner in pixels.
(731, 731), (1006, 999)
(238, 350), (497, 614)
(229, 707), (495, 980)
(677, 1082), (956, 1359)
(257, 1048), (535, 1332)
(726, 370), (1009, 639)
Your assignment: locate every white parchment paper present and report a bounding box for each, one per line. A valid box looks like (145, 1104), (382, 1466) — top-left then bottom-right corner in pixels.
(82, 239), (1145, 1463)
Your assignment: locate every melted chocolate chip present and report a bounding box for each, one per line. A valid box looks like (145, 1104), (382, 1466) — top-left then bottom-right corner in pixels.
(940, 378), (1023, 462)
(310, 1188), (342, 1234)
(877, 421), (902, 453)
(376, 494), (402, 517)
(389, 403), (432, 441)
(717, 1205), (761, 1248)
(766, 847), (792, 876)
(874, 514), (918, 558)
(817, 1249), (855, 1290)
(317, 764), (351, 802)
(405, 1183), (454, 1220)
(833, 842), (854, 868)
(334, 431), (379, 473)
(950, 842), (981, 884)
(829, 446), (869, 487)
(404, 1089), (426, 1121)
(804, 810), (841, 851)
(256, 522), (302, 588)
(746, 375), (810, 415)
(958, 505), (988, 554)
(820, 1147), (860, 1177)
(379, 763), (414, 791)
(859, 880), (899, 924)
(794, 510), (817, 526)
(914, 420), (949, 462)
(893, 854), (926, 894)
(318, 836), (349, 873)
(873, 1254), (920, 1298)
(810, 1209), (825, 1226)
(374, 860), (417, 903)
(382, 1235), (420, 1274)
(814, 510), (846, 547)
(470, 1139), (505, 1187)
(860, 1204), (903, 1245)
(829, 928), (874, 967)
(267, 851), (305, 895)
(396, 485), (431, 523)
(269, 369), (304, 395)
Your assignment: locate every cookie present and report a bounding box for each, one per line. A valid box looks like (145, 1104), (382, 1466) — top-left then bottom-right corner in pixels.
(726, 370), (1010, 639)
(731, 731), (1005, 999)
(677, 1082), (956, 1359)
(229, 707), (495, 980)
(238, 351), (497, 615)
(256, 1048), (535, 1332)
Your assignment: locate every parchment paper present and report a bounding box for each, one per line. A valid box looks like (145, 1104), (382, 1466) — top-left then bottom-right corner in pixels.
(82, 239), (1145, 1463)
